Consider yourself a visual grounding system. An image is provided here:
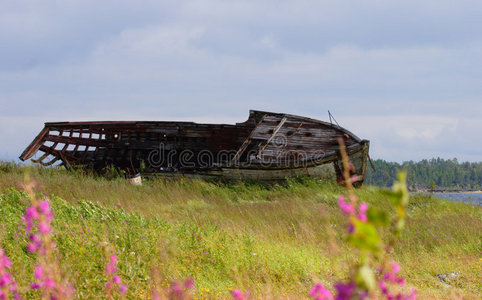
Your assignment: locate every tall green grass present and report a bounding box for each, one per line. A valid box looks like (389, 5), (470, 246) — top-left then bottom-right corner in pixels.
(0, 163), (481, 298)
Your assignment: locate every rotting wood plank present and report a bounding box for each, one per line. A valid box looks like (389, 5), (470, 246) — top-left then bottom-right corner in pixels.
(19, 110), (370, 185)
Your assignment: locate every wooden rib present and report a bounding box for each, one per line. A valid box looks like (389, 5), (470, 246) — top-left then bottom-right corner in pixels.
(41, 157), (59, 166)
(59, 151), (71, 169)
(80, 132), (93, 162)
(19, 127), (49, 160)
(257, 116), (287, 158)
(32, 151), (50, 163)
(37, 145), (78, 163)
(232, 115), (269, 162)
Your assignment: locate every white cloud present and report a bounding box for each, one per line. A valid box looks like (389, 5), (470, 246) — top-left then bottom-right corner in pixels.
(338, 115), (480, 162)
(260, 35), (277, 49)
(93, 26), (206, 58)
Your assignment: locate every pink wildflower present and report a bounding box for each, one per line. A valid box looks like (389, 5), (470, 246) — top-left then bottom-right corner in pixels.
(333, 282), (356, 300)
(407, 289), (417, 300)
(184, 278), (194, 289)
(31, 264), (57, 291)
(358, 203), (368, 222)
(30, 283), (41, 290)
(338, 196), (355, 215)
(24, 206), (39, 231)
(392, 262), (401, 274)
(171, 282), (183, 298)
(0, 255), (12, 269)
(23, 199), (54, 255)
(167, 279), (194, 299)
(152, 291), (161, 300)
(105, 254), (118, 275)
(379, 262), (415, 299)
(27, 234), (41, 253)
(231, 289), (250, 300)
(25, 206), (39, 219)
(34, 265), (44, 279)
(0, 249), (19, 300)
(105, 253), (127, 295)
(38, 200), (51, 215)
(22, 193), (74, 299)
(348, 223), (355, 233)
(44, 278), (56, 289)
(38, 222), (51, 234)
(120, 284), (127, 294)
(310, 283), (334, 300)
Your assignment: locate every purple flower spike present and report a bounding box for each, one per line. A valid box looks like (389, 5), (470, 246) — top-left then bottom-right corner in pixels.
(38, 200), (51, 215)
(310, 283), (334, 300)
(358, 203), (368, 222)
(31, 282), (42, 290)
(407, 289), (417, 300)
(0, 247), (19, 299)
(24, 199), (56, 257)
(105, 252), (127, 296)
(231, 289), (250, 300)
(44, 278), (56, 289)
(334, 282), (356, 300)
(27, 243), (38, 253)
(184, 278), (194, 289)
(25, 206), (39, 220)
(0, 273), (12, 286)
(105, 254), (118, 274)
(39, 222), (52, 234)
(0, 253), (19, 300)
(23, 186), (74, 299)
(379, 281), (387, 294)
(348, 223), (355, 233)
(34, 265), (44, 279)
(379, 262), (414, 299)
(120, 284), (127, 294)
(171, 282), (183, 297)
(338, 196), (355, 215)
(0, 256), (12, 269)
(392, 262), (401, 274)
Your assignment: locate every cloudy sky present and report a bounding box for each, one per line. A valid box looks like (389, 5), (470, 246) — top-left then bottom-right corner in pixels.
(1, 0), (481, 162)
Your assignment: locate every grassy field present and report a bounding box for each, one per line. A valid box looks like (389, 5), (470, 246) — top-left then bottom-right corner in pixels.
(0, 163), (481, 299)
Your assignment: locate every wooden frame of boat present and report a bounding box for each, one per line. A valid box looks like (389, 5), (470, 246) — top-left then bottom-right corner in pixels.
(19, 110), (370, 185)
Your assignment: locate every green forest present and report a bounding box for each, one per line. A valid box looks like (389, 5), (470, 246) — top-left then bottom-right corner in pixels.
(365, 158), (482, 190)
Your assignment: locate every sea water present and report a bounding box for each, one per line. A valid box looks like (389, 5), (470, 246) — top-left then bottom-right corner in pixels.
(433, 192), (482, 206)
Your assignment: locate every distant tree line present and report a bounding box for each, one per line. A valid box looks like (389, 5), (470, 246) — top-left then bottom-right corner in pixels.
(364, 158), (482, 190)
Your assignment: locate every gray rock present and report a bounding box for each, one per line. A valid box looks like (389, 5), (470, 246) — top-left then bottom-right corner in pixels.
(434, 272), (460, 285)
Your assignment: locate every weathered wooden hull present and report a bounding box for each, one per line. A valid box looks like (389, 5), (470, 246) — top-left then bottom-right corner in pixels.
(225, 141), (369, 182)
(20, 110), (370, 184)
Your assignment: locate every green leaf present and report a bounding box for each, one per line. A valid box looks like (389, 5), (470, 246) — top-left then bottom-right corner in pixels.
(356, 265), (376, 291)
(347, 219), (382, 251)
(392, 172), (409, 206)
(366, 207), (390, 227)
(395, 218), (405, 233)
(380, 190), (402, 205)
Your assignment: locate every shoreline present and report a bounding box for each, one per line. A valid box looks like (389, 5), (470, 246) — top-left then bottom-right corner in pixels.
(431, 190), (482, 194)
(409, 190), (482, 194)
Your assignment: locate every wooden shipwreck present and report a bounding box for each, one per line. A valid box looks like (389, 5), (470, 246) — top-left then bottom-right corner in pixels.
(20, 110), (370, 185)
